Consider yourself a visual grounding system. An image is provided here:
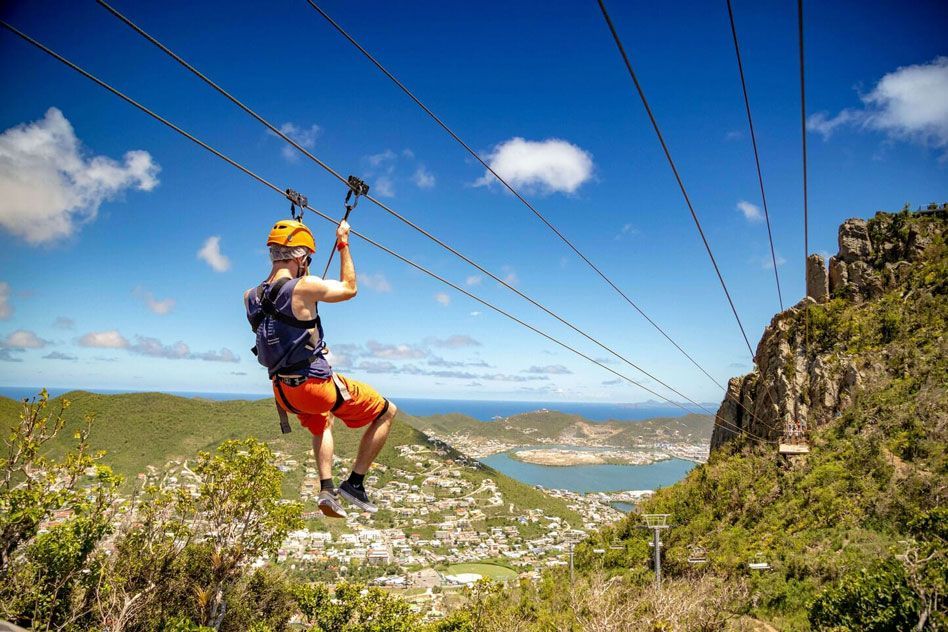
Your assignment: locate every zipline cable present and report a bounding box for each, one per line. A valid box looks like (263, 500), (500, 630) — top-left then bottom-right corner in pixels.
(302, 0), (727, 394)
(0, 17), (775, 444)
(798, 0), (810, 352)
(93, 0), (755, 424)
(725, 0), (784, 311)
(596, 0), (755, 357)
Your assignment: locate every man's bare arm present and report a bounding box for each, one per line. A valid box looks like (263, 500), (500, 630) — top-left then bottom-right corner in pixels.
(301, 220), (356, 303)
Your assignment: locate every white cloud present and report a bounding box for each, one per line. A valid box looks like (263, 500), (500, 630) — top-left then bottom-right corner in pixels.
(465, 275), (482, 286)
(0, 282), (11, 319)
(373, 176), (395, 198)
(53, 316), (74, 329)
(761, 253), (787, 270)
(359, 272), (392, 293)
(78, 330), (130, 349)
(43, 351), (77, 361)
(474, 137), (594, 194)
(271, 122), (320, 161)
(428, 335), (481, 349)
(0, 107), (159, 245)
(469, 311), (482, 317)
(134, 287), (175, 315)
(1, 329), (49, 350)
(435, 292), (451, 306)
(523, 364), (573, 375)
(737, 200), (763, 223)
(808, 56), (948, 155)
(412, 165), (436, 189)
(367, 150), (397, 167)
(501, 265), (519, 286)
(198, 236), (231, 272)
(614, 223), (638, 240)
(366, 340), (428, 360)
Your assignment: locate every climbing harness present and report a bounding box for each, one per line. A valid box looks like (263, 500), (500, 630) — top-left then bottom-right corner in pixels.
(321, 175), (369, 278)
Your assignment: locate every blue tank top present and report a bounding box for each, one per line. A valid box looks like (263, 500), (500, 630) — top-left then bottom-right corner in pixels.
(245, 277), (332, 379)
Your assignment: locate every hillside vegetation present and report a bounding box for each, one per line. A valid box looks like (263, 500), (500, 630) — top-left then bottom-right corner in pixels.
(0, 390), (579, 523)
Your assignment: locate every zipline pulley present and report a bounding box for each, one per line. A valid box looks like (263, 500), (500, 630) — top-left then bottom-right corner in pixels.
(344, 175), (369, 214)
(285, 188), (308, 222)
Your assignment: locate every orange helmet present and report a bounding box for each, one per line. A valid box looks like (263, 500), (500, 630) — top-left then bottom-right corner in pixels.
(267, 220), (315, 252)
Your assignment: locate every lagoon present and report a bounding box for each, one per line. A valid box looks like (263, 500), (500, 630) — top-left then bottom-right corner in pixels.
(480, 452), (696, 493)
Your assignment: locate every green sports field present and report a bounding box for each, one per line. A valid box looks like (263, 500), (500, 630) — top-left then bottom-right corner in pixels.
(445, 563), (517, 581)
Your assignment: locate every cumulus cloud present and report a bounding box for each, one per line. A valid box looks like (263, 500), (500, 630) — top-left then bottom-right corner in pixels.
(469, 311), (482, 317)
(134, 287), (175, 315)
(435, 292), (451, 306)
(428, 335), (481, 349)
(43, 351), (77, 361)
(78, 330), (130, 349)
(1, 329), (49, 350)
(808, 56), (948, 156)
(198, 236), (231, 272)
(523, 364), (573, 375)
(0, 282), (11, 320)
(474, 137), (594, 194)
(373, 176), (395, 198)
(367, 150), (397, 167)
(78, 329), (237, 362)
(465, 275), (482, 286)
(270, 122), (320, 161)
(412, 165), (435, 189)
(0, 349), (22, 362)
(53, 316), (75, 329)
(737, 200), (763, 223)
(359, 273), (392, 293)
(366, 340), (428, 360)
(0, 107), (159, 245)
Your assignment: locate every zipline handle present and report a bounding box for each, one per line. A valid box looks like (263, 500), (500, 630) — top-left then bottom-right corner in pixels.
(322, 175), (369, 278)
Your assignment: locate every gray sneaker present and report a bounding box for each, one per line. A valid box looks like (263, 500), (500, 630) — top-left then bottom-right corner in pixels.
(317, 489), (347, 518)
(339, 480), (378, 513)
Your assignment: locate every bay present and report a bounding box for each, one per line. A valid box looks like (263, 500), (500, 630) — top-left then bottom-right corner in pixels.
(480, 452), (696, 493)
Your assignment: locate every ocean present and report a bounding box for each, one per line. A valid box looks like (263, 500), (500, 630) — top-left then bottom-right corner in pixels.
(0, 387), (701, 422)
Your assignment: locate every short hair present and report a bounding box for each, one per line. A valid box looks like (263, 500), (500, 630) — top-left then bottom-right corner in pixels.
(269, 244), (310, 262)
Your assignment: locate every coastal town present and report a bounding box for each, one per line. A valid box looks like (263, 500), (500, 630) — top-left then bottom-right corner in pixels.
(45, 437), (651, 618)
(421, 429), (710, 465)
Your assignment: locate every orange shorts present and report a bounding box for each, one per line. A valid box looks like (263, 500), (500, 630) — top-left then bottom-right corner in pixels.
(273, 373), (389, 436)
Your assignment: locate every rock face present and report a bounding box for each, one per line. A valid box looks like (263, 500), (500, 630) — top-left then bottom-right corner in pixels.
(806, 254), (828, 302)
(710, 210), (945, 450)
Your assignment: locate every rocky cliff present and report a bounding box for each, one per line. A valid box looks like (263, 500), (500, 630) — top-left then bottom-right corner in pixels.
(711, 208), (947, 450)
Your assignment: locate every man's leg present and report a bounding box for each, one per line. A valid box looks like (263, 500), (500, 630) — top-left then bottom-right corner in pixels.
(312, 418), (334, 482)
(352, 402), (397, 475)
(311, 418), (346, 518)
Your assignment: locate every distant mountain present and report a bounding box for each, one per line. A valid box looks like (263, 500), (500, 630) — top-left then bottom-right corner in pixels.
(406, 409), (714, 447)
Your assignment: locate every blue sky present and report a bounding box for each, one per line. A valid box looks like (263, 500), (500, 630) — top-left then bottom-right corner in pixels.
(0, 0), (945, 404)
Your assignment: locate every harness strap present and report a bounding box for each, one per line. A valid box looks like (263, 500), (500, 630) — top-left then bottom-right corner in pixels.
(250, 278), (320, 331)
(331, 372), (352, 410)
(276, 403), (292, 434)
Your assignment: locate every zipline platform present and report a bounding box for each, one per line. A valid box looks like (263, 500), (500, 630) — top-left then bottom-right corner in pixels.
(778, 442), (810, 455)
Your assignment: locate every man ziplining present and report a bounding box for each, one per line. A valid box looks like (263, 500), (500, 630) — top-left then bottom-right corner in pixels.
(244, 217), (397, 518)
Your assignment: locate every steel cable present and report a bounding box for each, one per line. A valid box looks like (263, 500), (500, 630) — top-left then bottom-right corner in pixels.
(725, 0), (784, 310)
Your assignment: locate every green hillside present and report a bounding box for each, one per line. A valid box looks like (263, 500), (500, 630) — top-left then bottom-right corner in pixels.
(407, 409), (713, 446)
(576, 210), (948, 630)
(0, 390), (579, 523)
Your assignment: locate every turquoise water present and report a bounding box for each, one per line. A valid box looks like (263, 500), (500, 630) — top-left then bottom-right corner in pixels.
(480, 453), (696, 493)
